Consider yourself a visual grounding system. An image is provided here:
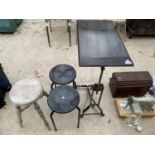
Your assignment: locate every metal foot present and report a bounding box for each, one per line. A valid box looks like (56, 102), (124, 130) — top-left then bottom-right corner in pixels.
(34, 102), (51, 131)
(95, 104), (105, 116)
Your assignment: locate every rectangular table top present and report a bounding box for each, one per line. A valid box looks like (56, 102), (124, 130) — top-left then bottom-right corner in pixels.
(77, 20), (134, 67)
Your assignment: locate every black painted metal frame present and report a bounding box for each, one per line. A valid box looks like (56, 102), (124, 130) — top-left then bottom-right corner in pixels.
(77, 67), (105, 117)
(50, 107), (81, 131)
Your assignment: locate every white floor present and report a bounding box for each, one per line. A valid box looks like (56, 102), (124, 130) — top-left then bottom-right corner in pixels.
(0, 19), (155, 134)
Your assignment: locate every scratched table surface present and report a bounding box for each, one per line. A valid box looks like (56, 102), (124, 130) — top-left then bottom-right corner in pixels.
(77, 20), (134, 67)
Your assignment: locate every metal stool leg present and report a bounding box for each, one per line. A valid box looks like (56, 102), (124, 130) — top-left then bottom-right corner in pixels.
(51, 82), (55, 90)
(73, 80), (77, 89)
(34, 102), (51, 131)
(16, 106), (23, 128)
(50, 111), (57, 131)
(49, 20), (52, 32)
(46, 26), (51, 47)
(67, 20), (71, 46)
(76, 107), (81, 128)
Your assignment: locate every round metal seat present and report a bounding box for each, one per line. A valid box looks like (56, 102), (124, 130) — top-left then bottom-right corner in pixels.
(47, 85), (80, 131)
(49, 64), (76, 89)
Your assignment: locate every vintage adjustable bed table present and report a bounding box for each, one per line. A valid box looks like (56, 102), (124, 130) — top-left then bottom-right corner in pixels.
(77, 20), (134, 116)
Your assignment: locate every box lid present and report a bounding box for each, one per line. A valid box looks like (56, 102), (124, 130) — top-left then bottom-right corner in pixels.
(113, 71), (152, 83)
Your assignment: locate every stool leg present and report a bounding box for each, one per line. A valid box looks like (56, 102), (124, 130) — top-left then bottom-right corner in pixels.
(16, 106), (23, 128)
(43, 90), (48, 97)
(67, 20), (71, 46)
(49, 20), (52, 32)
(76, 107), (81, 128)
(50, 111), (57, 131)
(51, 82), (55, 90)
(73, 80), (77, 89)
(46, 25), (51, 47)
(34, 102), (51, 131)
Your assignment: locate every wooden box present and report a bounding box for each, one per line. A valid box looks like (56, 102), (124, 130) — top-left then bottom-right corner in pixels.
(109, 71), (153, 98)
(115, 98), (155, 118)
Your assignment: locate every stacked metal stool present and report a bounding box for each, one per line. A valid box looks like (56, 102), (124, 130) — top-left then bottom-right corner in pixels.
(48, 64), (81, 131)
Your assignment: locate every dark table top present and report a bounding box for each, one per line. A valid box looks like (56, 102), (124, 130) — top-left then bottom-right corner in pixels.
(47, 85), (80, 113)
(77, 20), (134, 67)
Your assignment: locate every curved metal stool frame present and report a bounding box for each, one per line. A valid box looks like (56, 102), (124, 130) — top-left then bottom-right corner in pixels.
(50, 107), (81, 131)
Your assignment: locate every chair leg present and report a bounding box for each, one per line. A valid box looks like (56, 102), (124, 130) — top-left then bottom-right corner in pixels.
(50, 111), (57, 131)
(43, 90), (48, 97)
(67, 20), (71, 46)
(34, 102), (51, 131)
(76, 107), (81, 128)
(49, 20), (52, 32)
(46, 26), (51, 47)
(16, 106), (23, 128)
(73, 80), (77, 89)
(51, 82), (55, 90)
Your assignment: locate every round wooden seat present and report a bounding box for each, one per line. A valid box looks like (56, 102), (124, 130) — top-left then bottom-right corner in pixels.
(9, 77), (43, 105)
(9, 77), (51, 130)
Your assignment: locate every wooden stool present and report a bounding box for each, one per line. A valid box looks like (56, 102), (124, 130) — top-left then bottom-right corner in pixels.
(9, 77), (51, 130)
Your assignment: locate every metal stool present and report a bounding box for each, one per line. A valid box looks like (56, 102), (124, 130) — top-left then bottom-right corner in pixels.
(49, 64), (77, 89)
(45, 19), (72, 47)
(47, 85), (80, 131)
(9, 77), (51, 130)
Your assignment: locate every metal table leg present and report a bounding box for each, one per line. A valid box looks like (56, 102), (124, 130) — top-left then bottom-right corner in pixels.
(79, 84), (105, 117)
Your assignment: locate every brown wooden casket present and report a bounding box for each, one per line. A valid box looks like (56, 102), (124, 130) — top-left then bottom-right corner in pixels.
(109, 71), (153, 98)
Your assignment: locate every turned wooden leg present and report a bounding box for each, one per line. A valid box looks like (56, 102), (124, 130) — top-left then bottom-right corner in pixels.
(34, 102), (51, 131)
(43, 90), (48, 97)
(16, 106), (23, 128)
